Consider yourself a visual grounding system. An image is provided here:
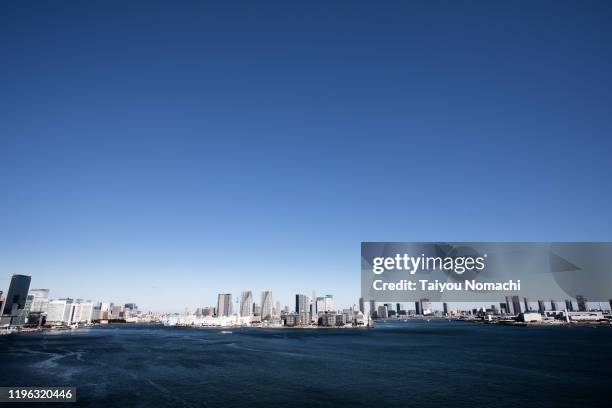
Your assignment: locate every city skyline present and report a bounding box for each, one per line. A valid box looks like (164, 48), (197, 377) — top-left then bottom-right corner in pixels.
(2, 1), (612, 311)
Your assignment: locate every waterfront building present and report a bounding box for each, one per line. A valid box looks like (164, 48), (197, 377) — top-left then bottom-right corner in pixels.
(415, 301), (421, 315)
(523, 297), (530, 312)
(109, 305), (123, 320)
(576, 295), (588, 312)
(283, 313), (299, 327)
(298, 311), (310, 325)
(240, 291), (253, 317)
(324, 295), (333, 312)
(565, 299), (574, 311)
(419, 299), (432, 316)
(275, 301), (281, 317)
(315, 297), (325, 315)
(46, 299), (74, 324)
(538, 300), (546, 314)
(518, 312), (543, 323)
(609, 299), (612, 311)
(124, 303), (138, 318)
(28, 289), (50, 313)
(318, 311), (337, 326)
(368, 300), (376, 316)
(511, 296), (522, 315)
(72, 300), (94, 324)
(550, 300), (557, 311)
(261, 291), (273, 321)
(295, 294), (309, 314)
(443, 302), (449, 315)
(377, 305), (388, 319)
(0, 274), (32, 326)
(217, 294), (233, 317)
(92, 304), (102, 321)
(359, 298), (365, 313)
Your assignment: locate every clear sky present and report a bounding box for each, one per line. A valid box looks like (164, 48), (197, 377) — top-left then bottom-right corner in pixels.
(1, 1), (611, 312)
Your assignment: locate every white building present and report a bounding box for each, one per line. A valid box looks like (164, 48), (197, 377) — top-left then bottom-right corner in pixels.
(261, 291), (273, 321)
(46, 299), (73, 324)
(324, 295), (333, 312)
(28, 289), (50, 313)
(240, 291), (253, 317)
(72, 300), (94, 324)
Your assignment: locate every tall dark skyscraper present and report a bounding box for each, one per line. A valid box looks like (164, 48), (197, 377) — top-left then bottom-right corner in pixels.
(576, 295), (588, 312)
(538, 300), (546, 314)
(0, 274), (31, 326)
(1, 274), (31, 316)
(565, 299), (574, 311)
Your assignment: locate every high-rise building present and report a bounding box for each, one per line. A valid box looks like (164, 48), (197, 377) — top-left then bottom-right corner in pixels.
(415, 301), (421, 315)
(550, 300), (557, 311)
(358, 298), (365, 313)
(275, 301), (281, 317)
(28, 289), (50, 313)
(523, 297), (530, 312)
(46, 299), (74, 324)
(609, 299), (612, 312)
(565, 299), (574, 311)
(316, 297), (325, 315)
(443, 302), (449, 315)
(240, 291), (253, 317)
(261, 291), (273, 321)
(123, 303), (138, 318)
(377, 305), (388, 319)
(576, 295), (588, 312)
(419, 299), (432, 316)
(217, 294), (233, 317)
(0, 291), (4, 316)
(0, 274), (32, 326)
(295, 294), (309, 314)
(538, 300), (546, 314)
(396, 303), (402, 314)
(369, 300), (376, 317)
(511, 296), (522, 315)
(324, 295), (333, 312)
(504, 296), (513, 314)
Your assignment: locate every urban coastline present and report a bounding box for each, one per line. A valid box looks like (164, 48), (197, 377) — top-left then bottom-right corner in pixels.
(2, 274), (612, 336)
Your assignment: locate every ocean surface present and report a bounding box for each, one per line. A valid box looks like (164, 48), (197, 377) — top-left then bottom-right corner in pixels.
(1, 321), (611, 408)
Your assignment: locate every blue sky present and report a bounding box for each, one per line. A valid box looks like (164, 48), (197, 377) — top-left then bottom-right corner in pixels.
(1, 1), (612, 312)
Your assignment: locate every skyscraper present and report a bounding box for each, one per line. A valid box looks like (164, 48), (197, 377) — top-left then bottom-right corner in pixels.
(216, 293), (233, 317)
(443, 302), (449, 315)
(358, 298), (365, 313)
(261, 291), (273, 321)
(324, 295), (333, 312)
(565, 299), (574, 311)
(504, 296), (514, 314)
(511, 296), (522, 315)
(295, 294), (309, 314)
(240, 291), (253, 317)
(538, 300), (546, 314)
(523, 297), (530, 312)
(550, 300), (557, 311)
(28, 289), (50, 313)
(419, 299), (432, 316)
(576, 295), (588, 312)
(0, 274), (31, 326)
